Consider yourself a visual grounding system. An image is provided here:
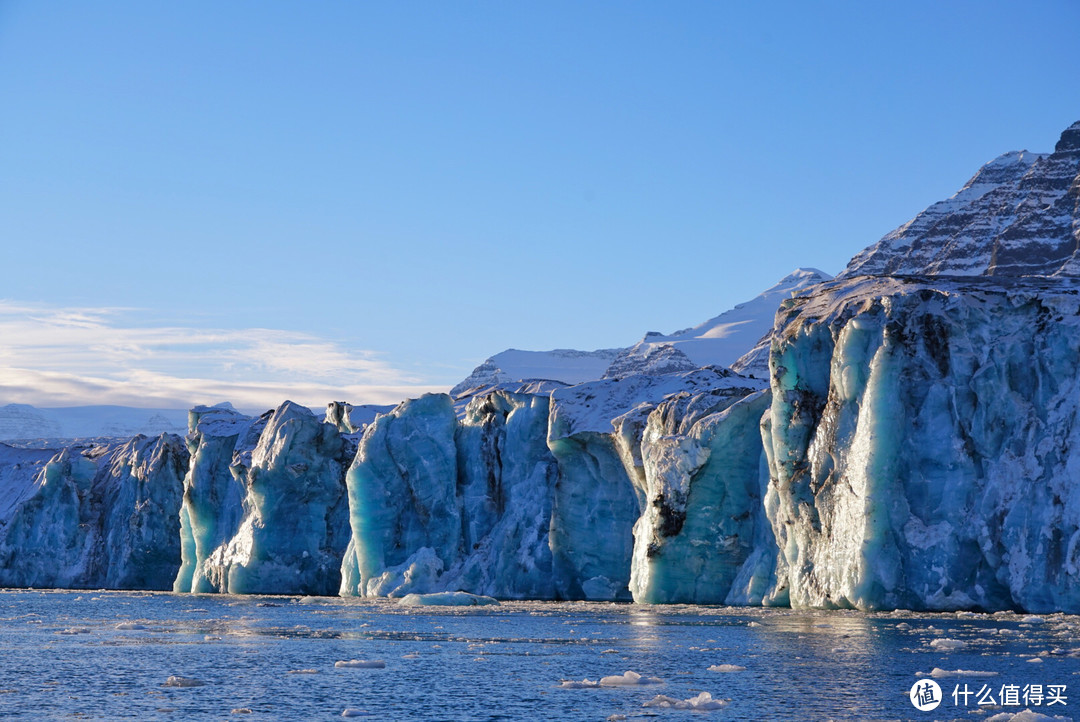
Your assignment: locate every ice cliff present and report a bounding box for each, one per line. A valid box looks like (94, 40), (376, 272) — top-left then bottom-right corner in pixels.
(2, 120), (1080, 613)
(174, 401), (352, 596)
(763, 274), (1080, 612)
(0, 435), (188, 589)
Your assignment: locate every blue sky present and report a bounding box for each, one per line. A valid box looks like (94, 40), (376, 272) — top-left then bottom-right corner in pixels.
(1, 1), (1078, 411)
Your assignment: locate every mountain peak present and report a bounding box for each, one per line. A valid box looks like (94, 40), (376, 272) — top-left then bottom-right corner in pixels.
(841, 119), (1080, 278)
(1055, 120), (1080, 153)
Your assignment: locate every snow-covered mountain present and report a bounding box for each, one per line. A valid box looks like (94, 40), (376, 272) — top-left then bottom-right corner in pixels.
(0, 403), (190, 443)
(452, 268), (832, 395)
(605, 268), (831, 379)
(450, 348), (625, 397)
(842, 120), (1080, 277)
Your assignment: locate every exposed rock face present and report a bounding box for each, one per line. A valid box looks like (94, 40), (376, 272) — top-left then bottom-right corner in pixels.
(843, 121), (1080, 278)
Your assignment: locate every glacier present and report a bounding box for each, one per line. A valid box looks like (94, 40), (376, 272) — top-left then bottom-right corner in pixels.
(763, 274), (1080, 612)
(0, 434), (188, 589)
(174, 401), (352, 596)
(2, 120), (1080, 614)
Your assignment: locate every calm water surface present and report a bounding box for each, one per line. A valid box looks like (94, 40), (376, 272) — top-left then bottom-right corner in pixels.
(0, 590), (1077, 720)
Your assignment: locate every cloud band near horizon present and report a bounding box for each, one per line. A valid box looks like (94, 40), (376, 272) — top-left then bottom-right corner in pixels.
(0, 300), (445, 411)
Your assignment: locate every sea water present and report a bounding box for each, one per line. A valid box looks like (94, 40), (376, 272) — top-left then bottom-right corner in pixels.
(0, 590), (1077, 720)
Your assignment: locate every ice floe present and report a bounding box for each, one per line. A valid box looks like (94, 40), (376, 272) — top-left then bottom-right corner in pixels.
(707, 664), (746, 672)
(559, 670), (662, 688)
(642, 692), (725, 710)
(984, 711), (1070, 722)
(916, 668), (998, 678)
(162, 676), (205, 688)
(929, 638), (965, 651)
(396, 592), (500, 606)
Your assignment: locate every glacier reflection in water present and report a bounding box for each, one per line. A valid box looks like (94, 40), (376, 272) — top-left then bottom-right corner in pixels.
(0, 590), (1077, 720)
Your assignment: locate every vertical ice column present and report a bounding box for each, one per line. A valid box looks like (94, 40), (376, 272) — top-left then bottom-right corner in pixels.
(209, 401), (351, 595)
(339, 393), (460, 597)
(0, 447), (97, 588)
(97, 435), (188, 589)
(449, 390), (558, 598)
(629, 389), (773, 604)
(546, 403), (640, 601)
(173, 406), (260, 593)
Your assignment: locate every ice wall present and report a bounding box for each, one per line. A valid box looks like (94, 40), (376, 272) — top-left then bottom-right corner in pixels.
(340, 391), (559, 598)
(0, 435), (188, 590)
(174, 402), (351, 595)
(546, 368), (768, 601)
(765, 275), (1080, 613)
(629, 388), (776, 604)
(173, 405), (264, 593)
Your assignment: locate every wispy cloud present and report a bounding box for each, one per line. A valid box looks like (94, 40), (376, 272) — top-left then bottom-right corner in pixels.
(0, 301), (444, 411)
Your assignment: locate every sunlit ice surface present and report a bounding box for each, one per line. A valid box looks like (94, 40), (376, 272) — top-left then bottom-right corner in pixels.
(0, 590), (1076, 720)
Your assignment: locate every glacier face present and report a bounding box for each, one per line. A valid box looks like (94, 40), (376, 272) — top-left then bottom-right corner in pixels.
(546, 367), (768, 601)
(629, 388), (775, 604)
(0, 435), (188, 590)
(174, 402), (351, 596)
(765, 275), (1080, 612)
(339, 391), (559, 599)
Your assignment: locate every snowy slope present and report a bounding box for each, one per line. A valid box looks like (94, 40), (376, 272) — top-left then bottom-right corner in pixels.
(604, 268), (832, 379)
(450, 348), (625, 397)
(452, 269), (831, 395)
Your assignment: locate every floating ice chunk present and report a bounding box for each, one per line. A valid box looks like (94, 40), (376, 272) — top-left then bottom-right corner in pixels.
(286, 669), (319, 675)
(231, 709), (252, 714)
(1020, 616), (1044, 623)
(985, 710), (1071, 722)
(1027, 657), (1043, 663)
(56, 628), (91, 635)
(396, 592), (499, 607)
(599, 671), (662, 687)
(559, 671), (662, 689)
(917, 668), (998, 678)
(607, 716), (627, 722)
(115, 622), (147, 630)
(204, 635), (221, 641)
(162, 676), (205, 688)
(335, 660), (386, 669)
(708, 664), (746, 672)
(929, 638), (965, 651)
(401, 654), (420, 659)
(341, 710), (370, 718)
(642, 692), (725, 710)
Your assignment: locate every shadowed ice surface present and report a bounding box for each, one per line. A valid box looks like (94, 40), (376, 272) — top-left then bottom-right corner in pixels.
(0, 590), (1076, 720)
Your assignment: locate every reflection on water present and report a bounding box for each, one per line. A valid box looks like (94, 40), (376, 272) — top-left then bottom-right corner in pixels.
(0, 590), (1076, 720)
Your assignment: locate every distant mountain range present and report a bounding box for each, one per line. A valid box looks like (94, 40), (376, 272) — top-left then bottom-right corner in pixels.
(0, 404), (190, 443)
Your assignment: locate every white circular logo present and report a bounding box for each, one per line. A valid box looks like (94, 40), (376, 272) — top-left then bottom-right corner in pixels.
(910, 679), (942, 711)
